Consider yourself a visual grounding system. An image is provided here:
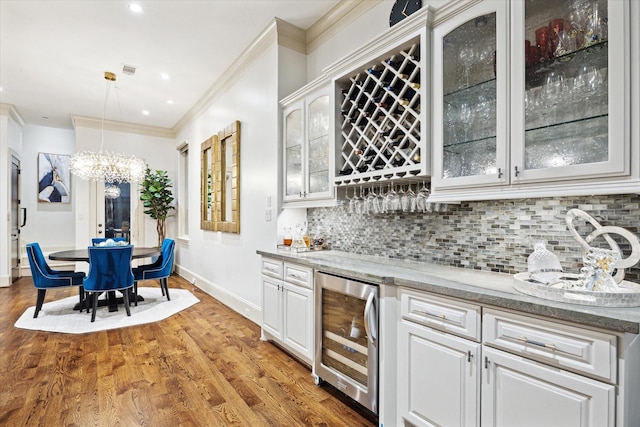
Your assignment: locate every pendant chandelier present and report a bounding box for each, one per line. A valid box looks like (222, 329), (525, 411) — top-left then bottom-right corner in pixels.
(70, 72), (146, 184)
(104, 185), (121, 199)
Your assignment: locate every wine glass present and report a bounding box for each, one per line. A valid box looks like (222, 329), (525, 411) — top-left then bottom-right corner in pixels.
(385, 183), (400, 212)
(543, 71), (566, 124)
(458, 103), (474, 142)
(348, 186), (358, 214)
(401, 184), (416, 212)
(377, 184), (386, 214)
(416, 181), (430, 212)
(458, 46), (476, 87)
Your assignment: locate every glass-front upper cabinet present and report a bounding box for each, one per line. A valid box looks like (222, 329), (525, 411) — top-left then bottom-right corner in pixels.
(432, 1), (509, 189)
(284, 106), (303, 199)
(282, 82), (334, 206)
(511, 0), (628, 183)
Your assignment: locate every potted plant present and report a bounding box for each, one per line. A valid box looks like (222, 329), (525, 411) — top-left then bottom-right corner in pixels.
(140, 167), (175, 247)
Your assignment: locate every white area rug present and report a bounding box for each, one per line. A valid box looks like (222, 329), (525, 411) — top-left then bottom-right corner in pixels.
(14, 287), (200, 334)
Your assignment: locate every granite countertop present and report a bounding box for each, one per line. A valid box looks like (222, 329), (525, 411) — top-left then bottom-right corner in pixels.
(257, 249), (640, 334)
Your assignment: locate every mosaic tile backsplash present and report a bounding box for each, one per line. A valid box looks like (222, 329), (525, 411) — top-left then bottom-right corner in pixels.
(307, 194), (640, 283)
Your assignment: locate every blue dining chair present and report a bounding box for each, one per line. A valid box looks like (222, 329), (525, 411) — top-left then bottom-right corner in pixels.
(84, 245), (135, 322)
(91, 237), (128, 245)
(132, 239), (175, 304)
(26, 242), (86, 318)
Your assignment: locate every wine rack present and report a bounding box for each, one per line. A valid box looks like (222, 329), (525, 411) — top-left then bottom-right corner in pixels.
(335, 42), (425, 185)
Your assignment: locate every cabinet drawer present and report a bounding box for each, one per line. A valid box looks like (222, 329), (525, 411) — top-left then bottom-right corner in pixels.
(400, 288), (481, 341)
(261, 258), (283, 279)
(483, 308), (617, 383)
(284, 263), (313, 289)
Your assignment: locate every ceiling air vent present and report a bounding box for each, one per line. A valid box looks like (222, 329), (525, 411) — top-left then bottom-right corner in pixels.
(122, 64), (136, 75)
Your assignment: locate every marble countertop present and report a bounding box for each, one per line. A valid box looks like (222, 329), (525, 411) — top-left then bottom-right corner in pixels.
(257, 248), (640, 334)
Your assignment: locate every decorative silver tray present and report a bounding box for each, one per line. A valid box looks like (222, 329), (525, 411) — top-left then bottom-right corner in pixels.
(513, 272), (640, 307)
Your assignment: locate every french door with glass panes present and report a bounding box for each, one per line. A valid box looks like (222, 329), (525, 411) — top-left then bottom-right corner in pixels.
(94, 181), (141, 244)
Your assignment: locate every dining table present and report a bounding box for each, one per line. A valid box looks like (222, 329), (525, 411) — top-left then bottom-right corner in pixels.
(49, 246), (160, 312)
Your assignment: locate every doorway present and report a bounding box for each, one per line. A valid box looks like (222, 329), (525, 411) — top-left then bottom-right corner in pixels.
(104, 183), (131, 241)
(11, 155), (21, 282)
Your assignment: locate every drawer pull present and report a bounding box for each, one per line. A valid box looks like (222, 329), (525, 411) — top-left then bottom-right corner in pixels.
(264, 266), (279, 273)
(288, 272), (306, 280)
(415, 310), (446, 320)
(518, 336), (557, 350)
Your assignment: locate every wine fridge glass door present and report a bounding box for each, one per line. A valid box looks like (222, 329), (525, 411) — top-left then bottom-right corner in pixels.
(314, 272), (379, 414)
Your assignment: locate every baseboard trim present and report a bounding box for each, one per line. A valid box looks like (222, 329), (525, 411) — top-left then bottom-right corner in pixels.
(174, 264), (261, 326)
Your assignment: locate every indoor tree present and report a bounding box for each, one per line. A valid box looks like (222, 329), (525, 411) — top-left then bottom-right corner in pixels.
(140, 167), (175, 246)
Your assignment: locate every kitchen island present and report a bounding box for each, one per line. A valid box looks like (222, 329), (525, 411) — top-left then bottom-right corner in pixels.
(257, 248), (640, 427)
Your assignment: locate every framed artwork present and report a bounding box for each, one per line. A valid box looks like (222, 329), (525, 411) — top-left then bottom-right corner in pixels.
(38, 152), (71, 203)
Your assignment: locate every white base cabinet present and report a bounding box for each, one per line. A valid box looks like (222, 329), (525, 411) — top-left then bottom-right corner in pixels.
(482, 346), (615, 427)
(398, 289), (482, 427)
(398, 289), (629, 426)
(399, 319), (481, 427)
(261, 258), (314, 365)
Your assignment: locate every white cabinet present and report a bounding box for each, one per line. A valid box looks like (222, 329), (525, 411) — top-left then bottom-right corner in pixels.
(482, 346), (615, 427)
(281, 78), (334, 207)
(397, 289), (623, 426)
(261, 258), (314, 364)
(430, 0), (638, 201)
(398, 289), (481, 427)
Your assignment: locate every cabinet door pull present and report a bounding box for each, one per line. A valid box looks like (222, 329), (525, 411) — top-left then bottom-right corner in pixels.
(517, 336), (557, 350)
(484, 356), (490, 369)
(514, 165), (520, 177)
(467, 350), (472, 363)
(497, 168), (503, 179)
(415, 309), (446, 320)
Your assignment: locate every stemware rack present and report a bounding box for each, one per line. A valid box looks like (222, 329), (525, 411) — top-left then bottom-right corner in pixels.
(334, 42), (427, 186)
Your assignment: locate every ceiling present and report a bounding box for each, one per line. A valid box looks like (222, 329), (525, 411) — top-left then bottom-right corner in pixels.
(0, 0), (341, 130)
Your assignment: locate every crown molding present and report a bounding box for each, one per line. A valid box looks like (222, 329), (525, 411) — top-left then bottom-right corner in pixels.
(276, 18), (307, 54)
(0, 103), (26, 128)
(306, 0), (382, 54)
(72, 115), (175, 139)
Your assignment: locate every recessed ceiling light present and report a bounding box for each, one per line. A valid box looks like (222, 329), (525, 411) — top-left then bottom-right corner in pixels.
(161, 73), (170, 80)
(166, 100), (174, 104)
(128, 3), (143, 13)
(142, 110), (150, 116)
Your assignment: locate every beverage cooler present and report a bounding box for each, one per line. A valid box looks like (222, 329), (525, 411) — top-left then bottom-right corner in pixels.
(313, 272), (379, 414)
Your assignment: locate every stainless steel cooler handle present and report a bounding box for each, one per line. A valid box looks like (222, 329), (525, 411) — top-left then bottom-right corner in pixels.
(363, 291), (377, 343)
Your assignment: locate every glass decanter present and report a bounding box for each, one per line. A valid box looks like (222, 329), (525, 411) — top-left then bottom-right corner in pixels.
(527, 240), (563, 284)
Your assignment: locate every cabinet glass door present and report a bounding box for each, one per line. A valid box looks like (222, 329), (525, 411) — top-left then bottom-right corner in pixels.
(307, 95), (330, 195)
(284, 108), (303, 198)
(512, 0), (627, 182)
(433, 1), (508, 189)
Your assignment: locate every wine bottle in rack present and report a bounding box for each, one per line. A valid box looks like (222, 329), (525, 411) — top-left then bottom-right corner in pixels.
(338, 166), (354, 175)
(408, 82), (420, 89)
(399, 98), (411, 106)
(367, 67), (382, 77)
(386, 58), (401, 69)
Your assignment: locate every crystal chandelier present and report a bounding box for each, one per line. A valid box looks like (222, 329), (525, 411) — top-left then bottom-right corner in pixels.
(104, 185), (121, 199)
(70, 72), (146, 184)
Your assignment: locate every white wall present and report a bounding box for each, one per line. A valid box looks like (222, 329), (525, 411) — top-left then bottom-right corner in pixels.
(177, 39), (284, 320)
(20, 125), (76, 251)
(307, 2), (392, 81)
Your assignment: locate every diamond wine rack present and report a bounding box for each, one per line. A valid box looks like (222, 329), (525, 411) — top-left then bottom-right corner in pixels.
(335, 42), (427, 186)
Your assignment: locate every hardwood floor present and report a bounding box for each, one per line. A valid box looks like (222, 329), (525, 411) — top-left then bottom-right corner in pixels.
(0, 275), (375, 426)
